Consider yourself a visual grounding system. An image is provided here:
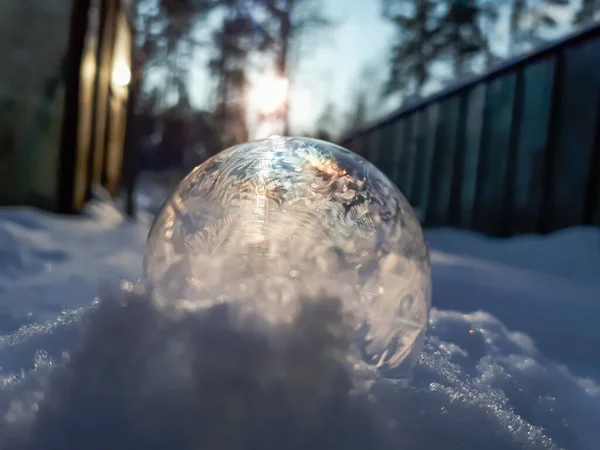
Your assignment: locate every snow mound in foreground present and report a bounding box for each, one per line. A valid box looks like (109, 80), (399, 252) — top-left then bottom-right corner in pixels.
(1, 288), (598, 450)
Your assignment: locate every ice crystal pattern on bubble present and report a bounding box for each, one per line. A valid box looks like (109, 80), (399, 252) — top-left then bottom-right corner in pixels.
(145, 137), (431, 371)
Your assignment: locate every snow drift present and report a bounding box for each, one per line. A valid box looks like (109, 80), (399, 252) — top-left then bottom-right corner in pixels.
(1, 287), (599, 449)
(1, 202), (599, 449)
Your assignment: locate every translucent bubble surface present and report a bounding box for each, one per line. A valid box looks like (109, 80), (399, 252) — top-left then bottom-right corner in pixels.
(145, 137), (431, 371)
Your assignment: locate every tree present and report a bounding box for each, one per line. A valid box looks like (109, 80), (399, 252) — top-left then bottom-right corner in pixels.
(123, 0), (217, 216)
(382, 0), (444, 98)
(345, 91), (369, 135)
(437, 0), (493, 77)
(575, 0), (600, 26)
(477, 0), (502, 70)
(313, 101), (337, 141)
(136, 0), (216, 107)
(342, 64), (379, 136)
(209, 2), (271, 148)
(508, 0), (570, 55)
(259, 0), (331, 135)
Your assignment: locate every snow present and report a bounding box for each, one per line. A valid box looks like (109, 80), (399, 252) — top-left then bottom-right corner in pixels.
(427, 227), (600, 381)
(1, 200), (599, 449)
(0, 201), (150, 332)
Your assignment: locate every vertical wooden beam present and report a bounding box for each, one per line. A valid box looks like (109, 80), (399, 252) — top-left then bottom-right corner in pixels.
(87, 0), (118, 199)
(85, 0), (112, 200)
(57, 0), (92, 213)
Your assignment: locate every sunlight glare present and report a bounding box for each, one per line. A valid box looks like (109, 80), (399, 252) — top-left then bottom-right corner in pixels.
(112, 60), (132, 88)
(251, 74), (288, 115)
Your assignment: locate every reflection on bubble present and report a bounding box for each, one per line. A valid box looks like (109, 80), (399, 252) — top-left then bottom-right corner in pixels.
(145, 137), (431, 373)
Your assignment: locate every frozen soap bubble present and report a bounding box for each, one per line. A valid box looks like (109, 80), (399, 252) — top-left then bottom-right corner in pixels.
(145, 136), (430, 372)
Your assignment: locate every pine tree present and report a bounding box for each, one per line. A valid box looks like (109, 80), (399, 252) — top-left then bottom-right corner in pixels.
(124, 0), (218, 216)
(346, 91), (368, 133)
(260, 0), (331, 134)
(438, 0), (489, 77)
(209, 4), (271, 147)
(575, 0), (600, 26)
(508, 0), (571, 55)
(343, 64), (378, 135)
(137, 0), (216, 106)
(382, 0), (444, 98)
(313, 101), (336, 141)
(478, 0), (502, 70)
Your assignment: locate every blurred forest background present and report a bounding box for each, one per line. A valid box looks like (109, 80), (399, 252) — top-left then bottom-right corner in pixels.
(129, 0), (597, 178)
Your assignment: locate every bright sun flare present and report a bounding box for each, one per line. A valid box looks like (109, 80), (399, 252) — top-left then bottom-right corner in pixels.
(250, 74), (289, 115)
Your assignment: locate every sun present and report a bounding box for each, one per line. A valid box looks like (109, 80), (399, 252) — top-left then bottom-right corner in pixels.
(249, 73), (289, 116)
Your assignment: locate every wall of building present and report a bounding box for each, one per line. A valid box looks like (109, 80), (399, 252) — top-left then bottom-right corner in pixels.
(0, 0), (133, 213)
(0, 1), (74, 209)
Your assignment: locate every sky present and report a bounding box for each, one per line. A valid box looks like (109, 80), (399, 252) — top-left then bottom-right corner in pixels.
(283, 0), (396, 135)
(186, 0), (582, 140)
(186, 0), (396, 138)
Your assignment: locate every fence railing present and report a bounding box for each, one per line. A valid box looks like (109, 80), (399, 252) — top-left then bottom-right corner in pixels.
(341, 23), (600, 237)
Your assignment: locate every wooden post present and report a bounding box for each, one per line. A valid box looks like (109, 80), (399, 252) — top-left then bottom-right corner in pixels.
(57, 0), (92, 213)
(85, 0), (117, 201)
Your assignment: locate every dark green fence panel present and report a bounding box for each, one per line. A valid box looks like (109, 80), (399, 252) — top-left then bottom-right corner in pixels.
(509, 57), (555, 234)
(397, 115), (414, 195)
(589, 97), (600, 226)
(402, 113), (421, 203)
(366, 128), (382, 165)
(457, 83), (486, 229)
(448, 94), (468, 227)
(415, 103), (440, 217)
(474, 73), (517, 235)
(377, 123), (399, 183)
(347, 134), (366, 157)
(390, 120), (406, 187)
(408, 109), (426, 206)
(341, 24), (600, 236)
(427, 97), (461, 226)
(551, 36), (600, 230)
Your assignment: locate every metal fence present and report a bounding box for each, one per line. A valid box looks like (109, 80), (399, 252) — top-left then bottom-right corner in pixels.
(341, 23), (600, 237)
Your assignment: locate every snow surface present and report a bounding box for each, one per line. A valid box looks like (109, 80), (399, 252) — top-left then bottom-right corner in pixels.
(0, 201), (150, 332)
(1, 201), (599, 449)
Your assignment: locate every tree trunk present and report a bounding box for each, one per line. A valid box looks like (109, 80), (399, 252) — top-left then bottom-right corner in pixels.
(278, 1), (293, 135)
(122, 47), (143, 219)
(509, 0), (526, 55)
